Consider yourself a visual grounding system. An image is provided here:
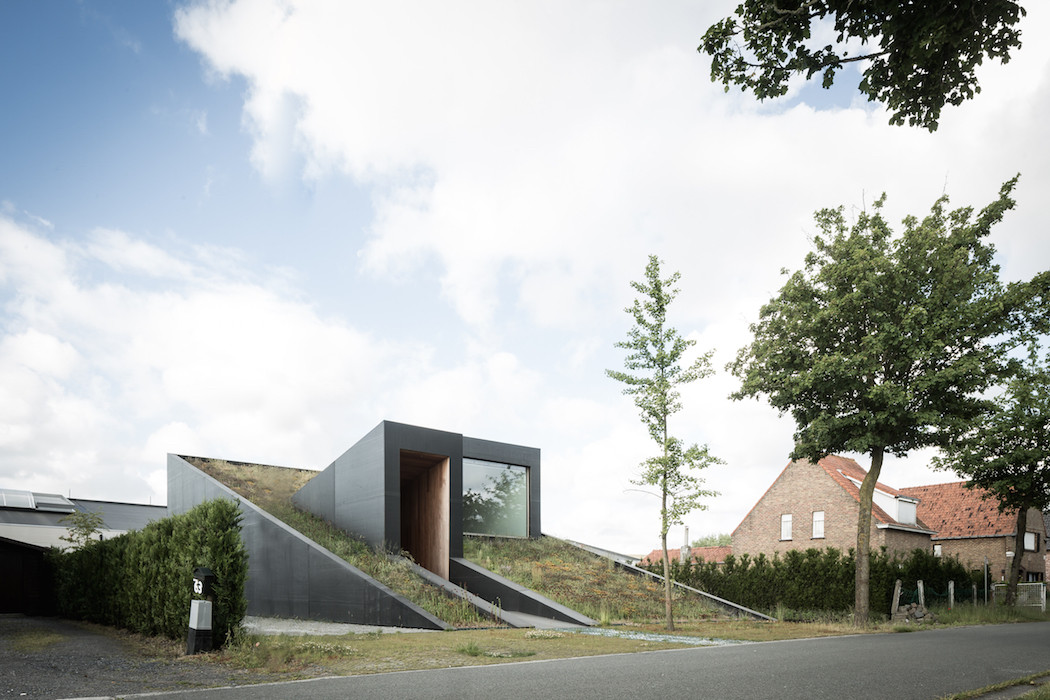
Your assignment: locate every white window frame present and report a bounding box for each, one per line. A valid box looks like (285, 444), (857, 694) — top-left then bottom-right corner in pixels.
(812, 511), (825, 539)
(1024, 531), (1038, 552)
(780, 513), (792, 541)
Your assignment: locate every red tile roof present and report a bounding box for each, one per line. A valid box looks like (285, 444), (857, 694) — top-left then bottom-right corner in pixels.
(640, 545), (731, 566)
(814, 455), (905, 527)
(899, 481), (1020, 539)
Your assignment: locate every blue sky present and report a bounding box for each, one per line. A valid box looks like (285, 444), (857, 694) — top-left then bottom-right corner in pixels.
(2, 1), (1048, 554)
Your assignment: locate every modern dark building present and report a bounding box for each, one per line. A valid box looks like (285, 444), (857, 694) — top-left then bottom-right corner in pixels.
(169, 420), (591, 629)
(292, 421), (541, 578)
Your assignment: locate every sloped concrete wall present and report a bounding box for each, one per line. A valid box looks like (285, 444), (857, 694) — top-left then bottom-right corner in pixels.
(293, 422), (389, 547)
(449, 557), (595, 625)
(167, 455), (448, 629)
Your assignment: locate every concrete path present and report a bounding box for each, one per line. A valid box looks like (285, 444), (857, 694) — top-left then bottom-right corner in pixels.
(241, 615), (438, 636)
(493, 610), (584, 629)
(242, 613), (579, 634)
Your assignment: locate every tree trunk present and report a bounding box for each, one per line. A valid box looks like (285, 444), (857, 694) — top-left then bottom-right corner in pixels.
(854, 446), (884, 625)
(661, 423), (674, 631)
(661, 526), (674, 631)
(1007, 507), (1027, 606)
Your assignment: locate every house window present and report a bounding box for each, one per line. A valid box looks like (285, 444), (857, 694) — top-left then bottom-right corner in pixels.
(1024, 531), (1038, 551)
(780, 514), (792, 541)
(462, 458), (528, 537)
(934, 544), (942, 557)
(812, 511), (824, 539)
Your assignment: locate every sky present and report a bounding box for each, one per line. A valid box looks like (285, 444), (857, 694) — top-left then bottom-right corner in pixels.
(2, 1), (1048, 556)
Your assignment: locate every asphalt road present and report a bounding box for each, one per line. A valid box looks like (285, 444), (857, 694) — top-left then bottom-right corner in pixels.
(124, 622), (1050, 700)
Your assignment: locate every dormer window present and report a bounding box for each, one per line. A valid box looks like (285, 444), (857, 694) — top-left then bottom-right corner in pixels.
(838, 471), (917, 525)
(896, 498), (917, 525)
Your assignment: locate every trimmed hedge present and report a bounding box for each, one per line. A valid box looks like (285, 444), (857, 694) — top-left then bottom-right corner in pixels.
(48, 499), (247, 643)
(652, 547), (976, 617)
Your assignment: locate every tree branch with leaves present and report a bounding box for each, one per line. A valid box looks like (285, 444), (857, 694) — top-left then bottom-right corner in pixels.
(700, 0), (1027, 130)
(59, 509), (105, 551)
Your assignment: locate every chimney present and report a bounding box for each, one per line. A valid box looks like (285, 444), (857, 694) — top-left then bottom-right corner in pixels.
(680, 526), (691, 563)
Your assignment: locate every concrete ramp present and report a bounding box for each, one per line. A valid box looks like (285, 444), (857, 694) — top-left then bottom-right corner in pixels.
(449, 557), (596, 628)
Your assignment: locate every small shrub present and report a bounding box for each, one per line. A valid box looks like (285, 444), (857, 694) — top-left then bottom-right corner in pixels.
(458, 640), (484, 657)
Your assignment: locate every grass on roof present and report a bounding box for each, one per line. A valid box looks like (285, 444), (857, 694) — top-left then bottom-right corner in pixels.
(185, 457), (493, 628)
(463, 535), (725, 625)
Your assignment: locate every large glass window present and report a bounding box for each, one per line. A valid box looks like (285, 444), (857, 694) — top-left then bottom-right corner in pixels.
(780, 513), (792, 541)
(462, 458), (528, 537)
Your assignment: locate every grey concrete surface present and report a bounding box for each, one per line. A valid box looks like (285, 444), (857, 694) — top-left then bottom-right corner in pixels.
(240, 615), (439, 636)
(118, 621), (1050, 700)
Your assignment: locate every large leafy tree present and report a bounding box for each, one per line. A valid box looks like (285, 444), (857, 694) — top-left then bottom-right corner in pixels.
(700, 1), (1026, 130)
(607, 255), (721, 631)
(730, 178), (1035, 623)
(933, 346), (1050, 605)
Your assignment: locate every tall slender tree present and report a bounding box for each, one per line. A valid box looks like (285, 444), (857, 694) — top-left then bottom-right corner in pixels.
(933, 345), (1050, 605)
(607, 255), (721, 631)
(730, 178), (1036, 623)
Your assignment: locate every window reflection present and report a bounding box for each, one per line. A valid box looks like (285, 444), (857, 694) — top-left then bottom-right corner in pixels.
(462, 458), (528, 537)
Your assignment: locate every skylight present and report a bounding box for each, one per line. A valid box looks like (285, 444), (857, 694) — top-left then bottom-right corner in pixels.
(0, 489), (35, 509)
(0, 489), (76, 512)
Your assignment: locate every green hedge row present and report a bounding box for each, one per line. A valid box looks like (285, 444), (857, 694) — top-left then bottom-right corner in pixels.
(48, 499), (248, 643)
(652, 547), (976, 616)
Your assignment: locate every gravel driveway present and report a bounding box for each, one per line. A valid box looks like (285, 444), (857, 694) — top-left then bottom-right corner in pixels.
(0, 614), (298, 699)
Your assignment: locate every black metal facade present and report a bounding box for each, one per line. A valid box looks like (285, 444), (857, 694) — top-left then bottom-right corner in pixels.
(293, 420), (541, 556)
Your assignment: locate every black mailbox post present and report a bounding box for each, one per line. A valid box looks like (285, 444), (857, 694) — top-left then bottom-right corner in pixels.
(193, 567), (216, 600)
(187, 567), (216, 654)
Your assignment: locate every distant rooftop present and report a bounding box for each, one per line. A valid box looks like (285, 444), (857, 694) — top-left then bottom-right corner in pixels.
(0, 488), (75, 513)
(0, 487), (166, 544)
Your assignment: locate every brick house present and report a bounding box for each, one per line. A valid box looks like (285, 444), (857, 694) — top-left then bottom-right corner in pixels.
(732, 456), (935, 560)
(899, 482), (1046, 583)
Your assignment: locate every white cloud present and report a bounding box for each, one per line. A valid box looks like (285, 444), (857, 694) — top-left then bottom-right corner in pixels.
(82, 228), (197, 279)
(174, 1), (1050, 344)
(0, 216), (410, 498)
